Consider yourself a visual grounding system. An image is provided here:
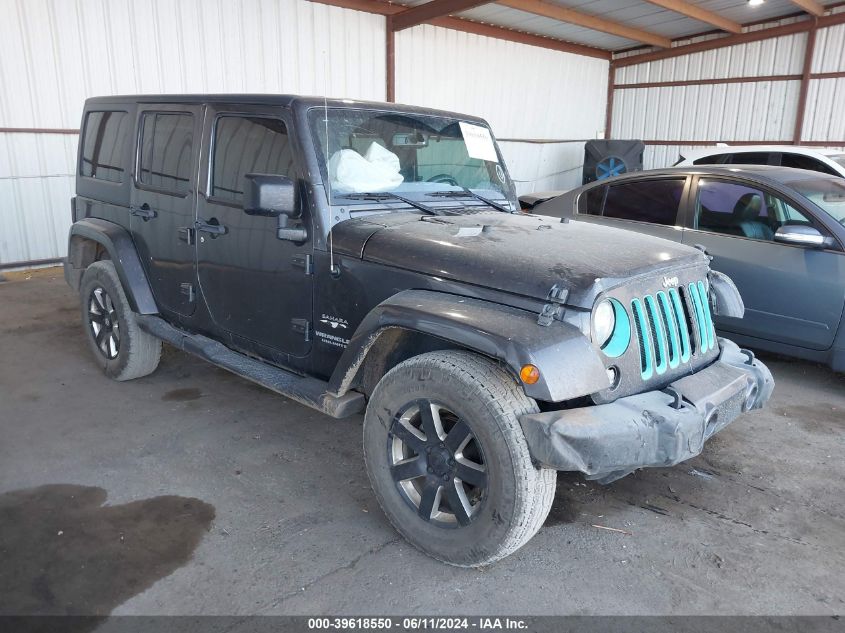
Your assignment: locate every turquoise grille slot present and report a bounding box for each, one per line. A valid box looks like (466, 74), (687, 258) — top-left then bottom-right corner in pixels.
(631, 298), (654, 380)
(669, 288), (691, 363)
(644, 295), (668, 375)
(688, 283), (707, 353)
(657, 291), (680, 369)
(697, 280), (715, 350)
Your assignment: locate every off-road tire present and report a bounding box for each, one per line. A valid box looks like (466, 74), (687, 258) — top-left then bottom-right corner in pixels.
(363, 350), (556, 567)
(79, 261), (161, 381)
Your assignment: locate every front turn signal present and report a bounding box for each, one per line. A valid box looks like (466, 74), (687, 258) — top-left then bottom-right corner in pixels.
(520, 364), (540, 385)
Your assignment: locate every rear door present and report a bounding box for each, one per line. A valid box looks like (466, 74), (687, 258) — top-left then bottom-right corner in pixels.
(574, 176), (690, 243)
(130, 105), (203, 317)
(683, 176), (843, 350)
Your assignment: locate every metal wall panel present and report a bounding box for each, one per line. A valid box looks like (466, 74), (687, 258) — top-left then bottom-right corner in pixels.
(613, 81), (800, 148)
(394, 24), (609, 194)
(0, 0), (386, 266)
(616, 32), (807, 84)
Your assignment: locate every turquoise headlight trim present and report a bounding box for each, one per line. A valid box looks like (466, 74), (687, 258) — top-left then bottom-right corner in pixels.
(601, 298), (631, 358)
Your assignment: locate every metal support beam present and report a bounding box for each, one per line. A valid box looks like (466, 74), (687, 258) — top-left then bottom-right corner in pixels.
(497, 0), (672, 48)
(789, 0), (825, 16)
(386, 19), (395, 101)
(793, 21), (818, 143)
(391, 0), (493, 32)
(604, 63), (615, 139)
(642, 0), (742, 34)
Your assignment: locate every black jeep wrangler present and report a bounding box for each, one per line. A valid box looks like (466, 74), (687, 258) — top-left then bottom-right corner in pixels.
(64, 94), (773, 566)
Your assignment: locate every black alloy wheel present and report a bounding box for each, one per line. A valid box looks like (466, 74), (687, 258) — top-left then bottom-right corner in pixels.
(87, 286), (121, 360)
(388, 399), (487, 527)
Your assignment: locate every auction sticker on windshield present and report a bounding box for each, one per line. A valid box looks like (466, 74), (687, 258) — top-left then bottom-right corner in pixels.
(459, 122), (498, 163)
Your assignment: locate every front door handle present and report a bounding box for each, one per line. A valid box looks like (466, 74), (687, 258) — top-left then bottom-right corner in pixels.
(196, 218), (227, 237)
(129, 203), (157, 221)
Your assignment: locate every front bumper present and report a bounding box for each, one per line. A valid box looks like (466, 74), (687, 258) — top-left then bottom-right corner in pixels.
(520, 338), (774, 483)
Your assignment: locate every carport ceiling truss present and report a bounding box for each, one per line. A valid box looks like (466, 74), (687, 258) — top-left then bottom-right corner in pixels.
(310, 0), (840, 55)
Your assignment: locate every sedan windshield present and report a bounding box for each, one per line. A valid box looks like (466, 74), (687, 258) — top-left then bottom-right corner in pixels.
(790, 178), (845, 223)
(308, 107), (515, 210)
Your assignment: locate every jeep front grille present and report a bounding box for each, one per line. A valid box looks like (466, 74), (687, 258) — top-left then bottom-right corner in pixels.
(630, 282), (715, 380)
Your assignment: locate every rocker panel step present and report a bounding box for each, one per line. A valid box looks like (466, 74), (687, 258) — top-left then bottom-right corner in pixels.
(136, 315), (365, 418)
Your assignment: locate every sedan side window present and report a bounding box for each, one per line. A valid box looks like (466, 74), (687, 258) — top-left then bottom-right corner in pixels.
(695, 179), (813, 241)
(779, 153), (838, 176)
(601, 179), (685, 226)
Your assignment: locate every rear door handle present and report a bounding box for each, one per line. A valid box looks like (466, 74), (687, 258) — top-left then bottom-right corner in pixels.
(196, 218), (227, 237)
(129, 204), (156, 220)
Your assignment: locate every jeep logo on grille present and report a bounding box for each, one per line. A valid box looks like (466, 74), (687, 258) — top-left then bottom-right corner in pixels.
(662, 275), (679, 288)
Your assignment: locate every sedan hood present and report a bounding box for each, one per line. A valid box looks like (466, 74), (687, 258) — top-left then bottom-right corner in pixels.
(332, 211), (707, 308)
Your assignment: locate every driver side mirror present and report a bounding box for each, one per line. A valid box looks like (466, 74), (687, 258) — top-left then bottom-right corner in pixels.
(243, 173), (299, 218)
(773, 225), (834, 249)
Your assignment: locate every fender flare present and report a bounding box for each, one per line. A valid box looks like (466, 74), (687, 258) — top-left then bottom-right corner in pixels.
(328, 289), (609, 403)
(65, 218), (158, 315)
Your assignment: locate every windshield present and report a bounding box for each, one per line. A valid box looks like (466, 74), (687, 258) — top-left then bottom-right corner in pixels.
(308, 107), (516, 210)
(790, 177), (845, 223)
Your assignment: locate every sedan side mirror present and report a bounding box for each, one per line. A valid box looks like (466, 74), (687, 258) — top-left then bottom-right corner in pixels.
(243, 173), (298, 218)
(773, 225), (834, 249)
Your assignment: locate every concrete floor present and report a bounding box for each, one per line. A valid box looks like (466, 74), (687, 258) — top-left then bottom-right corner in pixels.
(1, 266), (843, 616)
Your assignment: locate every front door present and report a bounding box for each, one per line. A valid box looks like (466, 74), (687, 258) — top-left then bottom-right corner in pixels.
(130, 105), (202, 317)
(195, 105), (313, 358)
(684, 176), (844, 351)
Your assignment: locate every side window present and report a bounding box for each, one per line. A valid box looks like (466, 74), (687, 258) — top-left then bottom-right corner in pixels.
(212, 116), (293, 204)
(693, 153), (730, 165)
(695, 179), (813, 241)
(779, 153), (838, 176)
(726, 151), (774, 165)
(577, 186), (606, 215)
(138, 112), (194, 195)
(602, 179), (685, 225)
(80, 111), (130, 183)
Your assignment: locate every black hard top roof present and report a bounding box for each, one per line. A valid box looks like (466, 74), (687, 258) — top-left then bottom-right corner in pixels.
(84, 94), (488, 125)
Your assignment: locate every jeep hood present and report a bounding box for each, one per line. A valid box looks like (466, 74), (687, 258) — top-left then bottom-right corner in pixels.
(332, 211), (707, 308)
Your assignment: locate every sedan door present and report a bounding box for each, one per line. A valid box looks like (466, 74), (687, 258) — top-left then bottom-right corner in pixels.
(683, 176), (844, 351)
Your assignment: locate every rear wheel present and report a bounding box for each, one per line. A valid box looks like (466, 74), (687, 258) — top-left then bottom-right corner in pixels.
(363, 350), (556, 566)
(79, 261), (161, 381)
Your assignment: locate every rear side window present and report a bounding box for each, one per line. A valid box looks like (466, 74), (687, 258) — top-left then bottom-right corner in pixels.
(578, 186), (606, 215)
(693, 153), (730, 165)
(779, 153), (838, 176)
(602, 179), (685, 225)
(211, 116), (293, 204)
(726, 151), (774, 165)
(138, 112), (194, 195)
(80, 111), (130, 183)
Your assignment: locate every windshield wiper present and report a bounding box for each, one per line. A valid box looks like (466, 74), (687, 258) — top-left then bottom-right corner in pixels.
(427, 188), (512, 213)
(336, 192), (440, 215)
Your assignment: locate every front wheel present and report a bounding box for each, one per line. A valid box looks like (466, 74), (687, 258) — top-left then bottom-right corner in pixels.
(363, 350), (556, 566)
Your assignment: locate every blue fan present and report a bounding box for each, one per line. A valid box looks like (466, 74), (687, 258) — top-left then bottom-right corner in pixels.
(596, 156), (627, 180)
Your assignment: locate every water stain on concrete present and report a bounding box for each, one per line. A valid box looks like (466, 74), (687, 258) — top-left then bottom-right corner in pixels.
(162, 387), (202, 402)
(0, 484), (214, 618)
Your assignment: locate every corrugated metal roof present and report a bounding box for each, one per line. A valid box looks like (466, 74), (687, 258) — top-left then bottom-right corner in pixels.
(447, 0), (843, 54)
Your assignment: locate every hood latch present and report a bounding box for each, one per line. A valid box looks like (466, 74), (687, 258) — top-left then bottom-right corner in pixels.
(537, 284), (569, 326)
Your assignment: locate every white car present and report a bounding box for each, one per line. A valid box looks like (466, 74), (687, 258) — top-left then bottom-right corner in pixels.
(675, 145), (845, 178)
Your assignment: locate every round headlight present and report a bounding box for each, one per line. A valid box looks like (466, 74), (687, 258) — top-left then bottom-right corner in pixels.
(593, 299), (616, 348)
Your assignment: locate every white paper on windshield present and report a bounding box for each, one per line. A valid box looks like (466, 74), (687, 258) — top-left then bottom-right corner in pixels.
(459, 122), (498, 163)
